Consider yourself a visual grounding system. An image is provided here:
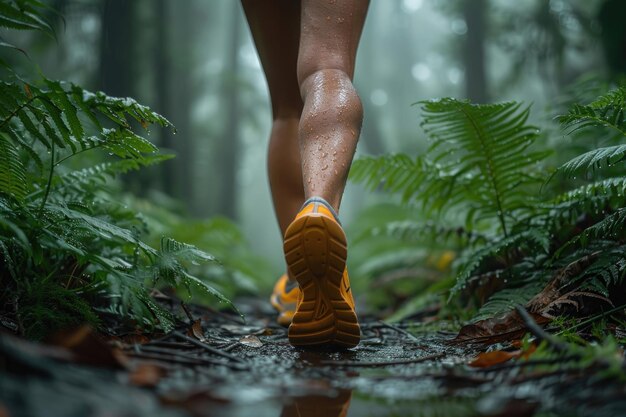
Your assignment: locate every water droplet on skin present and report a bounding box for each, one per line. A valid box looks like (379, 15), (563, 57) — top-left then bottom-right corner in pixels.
(322, 152), (328, 157)
(322, 165), (328, 171)
(317, 144), (323, 151)
(334, 169), (338, 175)
(333, 151), (337, 155)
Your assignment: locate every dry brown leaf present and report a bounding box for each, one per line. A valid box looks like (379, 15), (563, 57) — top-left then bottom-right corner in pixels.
(470, 342), (537, 368)
(469, 350), (521, 368)
(187, 319), (207, 342)
(453, 311), (549, 345)
(239, 334), (263, 348)
(128, 363), (166, 387)
(47, 325), (127, 368)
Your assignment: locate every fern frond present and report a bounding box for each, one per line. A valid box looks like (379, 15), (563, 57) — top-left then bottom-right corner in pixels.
(420, 98), (544, 234)
(557, 86), (626, 138)
(46, 203), (157, 257)
(557, 144), (626, 176)
(50, 154), (173, 197)
(474, 281), (545, 321)
(0, 0), (54, 35)
(135, 288), (175, 332)
(575, 250), (626, 297)
(365, 220), (487, 249)
(555, 176), (626, 203)
(579, 208), (626, 243)
(45, 79), (84, 141)
(451, 228), (550, 296)
(0, 133), (28, 201)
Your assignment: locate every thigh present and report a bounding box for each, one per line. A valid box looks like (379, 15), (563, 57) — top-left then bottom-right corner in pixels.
(297, 0), (370, 84)
(241, 0), (303, 118)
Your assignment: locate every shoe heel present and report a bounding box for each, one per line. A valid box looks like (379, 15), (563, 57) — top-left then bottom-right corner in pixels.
(284, 214), (360, 348)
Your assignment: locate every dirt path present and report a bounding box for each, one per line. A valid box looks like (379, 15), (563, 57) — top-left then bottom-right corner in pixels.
(2, 298), (625, 417)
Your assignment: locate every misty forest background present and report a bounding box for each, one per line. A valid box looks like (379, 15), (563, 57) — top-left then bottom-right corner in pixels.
(3, 0), (625, 310)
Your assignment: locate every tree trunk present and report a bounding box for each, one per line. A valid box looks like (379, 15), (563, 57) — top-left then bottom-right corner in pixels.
(99, 0), (134, 99)
(154, 0), (174, 194)
(462, 0), (488, 103)
(169, 0), (194, 207)
(215, 2), (242, 219)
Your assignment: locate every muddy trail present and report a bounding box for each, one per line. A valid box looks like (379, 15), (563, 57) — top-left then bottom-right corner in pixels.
(2, 297), (625, 417)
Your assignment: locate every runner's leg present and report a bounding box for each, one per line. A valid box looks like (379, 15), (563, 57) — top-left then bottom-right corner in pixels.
(297, 0), (369, 211)
(241, 0), (304, 236)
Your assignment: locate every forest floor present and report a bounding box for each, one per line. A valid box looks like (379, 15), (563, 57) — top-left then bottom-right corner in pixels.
(2, 296), (626, 417)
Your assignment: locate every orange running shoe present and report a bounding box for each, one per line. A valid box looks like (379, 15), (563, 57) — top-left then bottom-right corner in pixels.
(270, 274), (300, 327)
(283, 197), (360, 348)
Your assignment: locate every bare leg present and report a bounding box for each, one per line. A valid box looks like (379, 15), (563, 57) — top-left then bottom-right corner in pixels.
(241, 0), (304, 236)
(297, 0), (369, 212)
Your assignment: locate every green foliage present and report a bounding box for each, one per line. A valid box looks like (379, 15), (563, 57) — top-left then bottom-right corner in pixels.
(351, 86), (626, 324)
(352, 99), (547, 234)
(0, 2), (236, 338)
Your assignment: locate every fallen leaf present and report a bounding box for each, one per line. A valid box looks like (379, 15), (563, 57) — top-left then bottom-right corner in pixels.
(188, 319), (207, 342)
(469, 341), (537, 368)
(469, 350), (521, 368)
(47, 325), (127, 368)
(239, 334), (263, 348)
(452, 310), (550, 345)
(128, 363), (166, 387)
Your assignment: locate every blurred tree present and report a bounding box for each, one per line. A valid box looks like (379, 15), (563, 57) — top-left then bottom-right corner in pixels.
(598, 0), (626, 78)
(214, 1), (242, 219)
(154, 0), (174, 194)
(168, 0), (194, 205)
(462, 0), (488, 103)
(99, 0), (135, 101)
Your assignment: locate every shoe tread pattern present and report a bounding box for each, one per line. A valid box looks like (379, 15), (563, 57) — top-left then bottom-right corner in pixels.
(284, 214), (360, 348)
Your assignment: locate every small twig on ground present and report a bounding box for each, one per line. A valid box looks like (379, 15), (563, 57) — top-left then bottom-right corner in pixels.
(171, 331), (249, 368)
(515, 305), (568, 353)
(320, 353), (444, 367)
(377, 320), (420, 343)
(180, 302), (195, 323)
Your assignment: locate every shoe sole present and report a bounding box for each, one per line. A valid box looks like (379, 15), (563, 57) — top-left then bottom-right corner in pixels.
(283, 213), (360, 348)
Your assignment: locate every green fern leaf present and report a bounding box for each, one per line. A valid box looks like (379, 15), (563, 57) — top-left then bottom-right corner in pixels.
(420, 98), (543, 234)
(555, 176), (626, 203)
(135, 288), (175, 332)
(451, 229), (550, 296)
(16, 108), (51, 149)
(474, 281), (545, 321)
(48, 203), (157, 257)
(45, 79), (84, 142)
(557, 86), (626, 138)
(351, 99), (546, 235)
(0, 133), (28, 201)
(557, 144), (626, 176)
(0, 1), (53, 34)
(5, 126), (43, 171)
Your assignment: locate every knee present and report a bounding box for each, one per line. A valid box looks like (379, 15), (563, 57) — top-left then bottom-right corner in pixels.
(298, 68), (363, 129)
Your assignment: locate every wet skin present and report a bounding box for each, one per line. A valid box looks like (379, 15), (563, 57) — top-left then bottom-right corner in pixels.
(241, 0), (369, 236)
